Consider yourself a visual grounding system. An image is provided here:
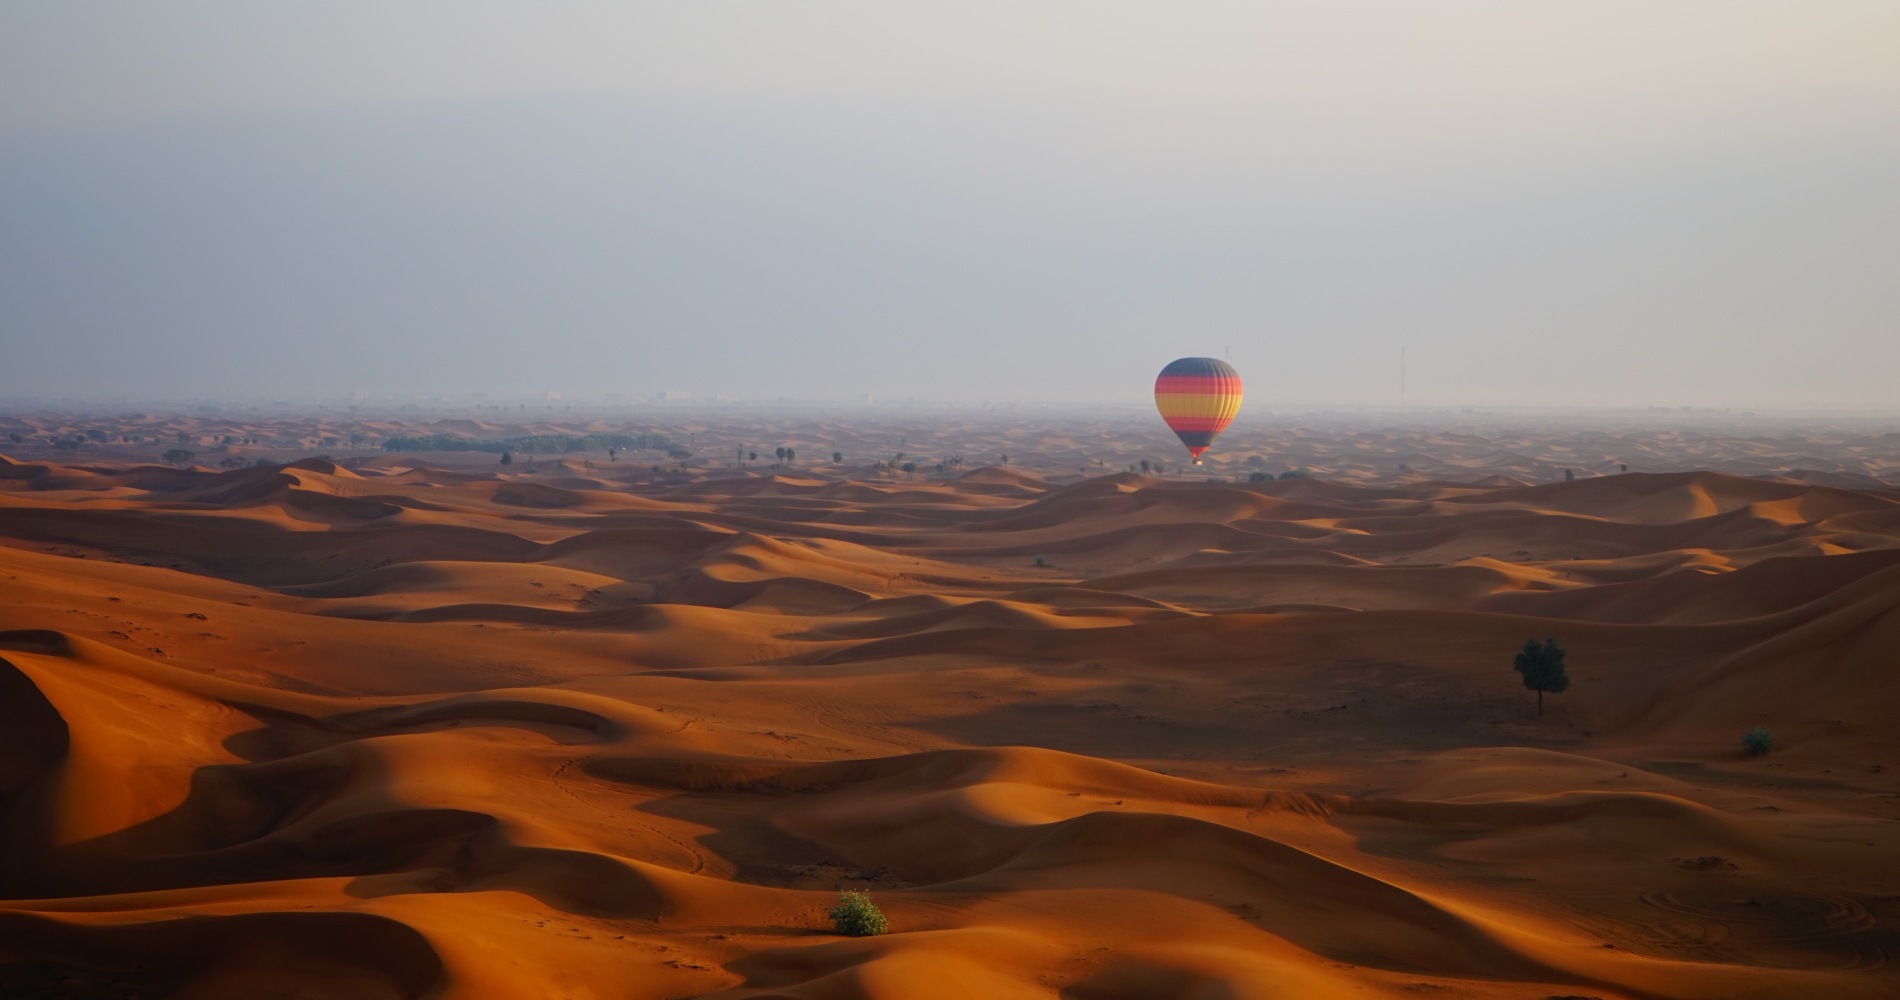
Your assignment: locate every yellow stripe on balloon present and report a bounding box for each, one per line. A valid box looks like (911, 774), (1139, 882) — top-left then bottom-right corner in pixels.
(1154, 392), (1243, 420)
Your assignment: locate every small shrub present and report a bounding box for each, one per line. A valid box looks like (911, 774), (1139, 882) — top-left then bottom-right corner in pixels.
(1033, 554), (1047, 567)
(1248, 471), (1269, 482)
(828, 890), (887, 937)
(1741, 726), (1773, 756)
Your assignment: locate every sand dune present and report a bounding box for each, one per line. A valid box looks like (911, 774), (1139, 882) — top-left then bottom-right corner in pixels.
(0, 423), (1897, 998)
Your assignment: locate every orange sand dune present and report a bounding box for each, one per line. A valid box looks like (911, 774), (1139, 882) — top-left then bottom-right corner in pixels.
(1, 424), (1898, 999)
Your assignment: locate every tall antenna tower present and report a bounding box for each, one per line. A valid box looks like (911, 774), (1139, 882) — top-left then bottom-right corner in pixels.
(1401, 346), (1407, 399)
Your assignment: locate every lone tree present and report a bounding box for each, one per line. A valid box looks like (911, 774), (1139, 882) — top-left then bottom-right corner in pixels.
(1513, 637), (1570, 715)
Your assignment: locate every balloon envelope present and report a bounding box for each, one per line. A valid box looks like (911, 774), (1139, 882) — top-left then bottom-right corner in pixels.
(1154, 357), (1242, 463)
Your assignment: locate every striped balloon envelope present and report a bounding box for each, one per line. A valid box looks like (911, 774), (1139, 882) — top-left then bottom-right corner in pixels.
(1154, 357), (1242, 464)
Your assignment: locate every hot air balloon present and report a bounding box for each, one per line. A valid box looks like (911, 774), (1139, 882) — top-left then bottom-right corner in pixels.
(1154, 357), (1242, 465)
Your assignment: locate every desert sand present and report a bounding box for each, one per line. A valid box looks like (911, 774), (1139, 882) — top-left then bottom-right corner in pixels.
(1, 408), (1897, 998)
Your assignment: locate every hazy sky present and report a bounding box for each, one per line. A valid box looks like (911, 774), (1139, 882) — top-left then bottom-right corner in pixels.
(3, 2), (1897, 408)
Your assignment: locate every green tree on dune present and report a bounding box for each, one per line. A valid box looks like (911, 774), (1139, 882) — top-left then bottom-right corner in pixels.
(1513, 637), (1570, 715)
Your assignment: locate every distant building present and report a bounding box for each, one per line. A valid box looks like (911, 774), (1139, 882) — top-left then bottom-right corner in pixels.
(351, 390), (369, 402)
(546, 390), (563, 401)
(655, 390), (692, 403)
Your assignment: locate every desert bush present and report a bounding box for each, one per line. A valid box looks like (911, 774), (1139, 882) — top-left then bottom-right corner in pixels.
(162, 449), (195, 465)
(1248, 471), (1270, 482)
(828, 891), (888, 937)
(1741, 726), (1773, 756)
(1033, 554), (1047, 567)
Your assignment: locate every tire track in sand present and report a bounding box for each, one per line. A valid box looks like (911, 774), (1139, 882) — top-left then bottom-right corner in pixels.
(550, 754), (707, 875)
